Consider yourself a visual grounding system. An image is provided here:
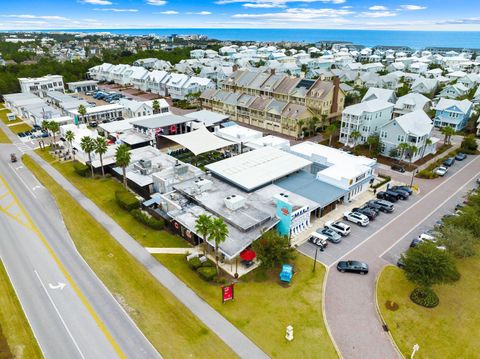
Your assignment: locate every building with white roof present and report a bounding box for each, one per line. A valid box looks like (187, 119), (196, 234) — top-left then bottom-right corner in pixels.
(362, 87), (396, 103)
(340, 99), (394, 146)
(19, 75), (64, 98)
(67, 103), (125, 124)
(380, 110), (437, 162)
(66, 80), (98, 93)
(393, 93), (431, 117)
(433, 98), (473, 131)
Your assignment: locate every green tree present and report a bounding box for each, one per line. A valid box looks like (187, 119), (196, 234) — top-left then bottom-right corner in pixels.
(408, 144), (418, 165)
(94, 136), (108, 177)
(49, 121), (60, 147)
(80, 136), (95, 177)
(65, 130), (75, 160)
(41, 120), (51, 144)
(77, 104), (87, 125)
(209, 217), (229, 273)
(350, 130), (361, 148)
(367, 135), (380, 155)
(252, 231), (296, 269)
(307, 117), (319, 136)
(402, 242), (459, 302)
(195, 214), (212, 255)
(115, 144), (131, 188)
(324, 123), (337, 146)
(441, 125), (455, 145)
(398, 142), (410, 163)
(436, 224), (477, 258)
(460, 134), (478, 153)
(389, 146), (399, 160)
(421, 137), (433, 159)
(296, 119), (305, 138)
(152, 99), (160, 114)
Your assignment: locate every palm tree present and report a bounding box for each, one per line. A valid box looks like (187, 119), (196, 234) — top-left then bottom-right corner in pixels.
(194, 214), (212, 255)
(152, 99), (160, 114)
(80, 136), (95, 177)
(41, 120), (51, 144)
(325, 123), (337, 146)
(115, 144), (131, 188)
(94, 136), (108, 177)
(350, 130), (361, 148)
(367, 135), (379, 153)
(49, 121), (60, 147)
(308, 117), (319, 136)
(398, 142), (410, 163)
(65, 130), (75, 159)
(77, 104), (87, 125)
(209, 217), (229, 273)
(421, 138), (433, 159)
(408, 144), (419, 165)
(441, 125), (455, 145)
(296, 119), (305, 139)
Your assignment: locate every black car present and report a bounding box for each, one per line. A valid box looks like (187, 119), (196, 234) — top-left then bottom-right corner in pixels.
(397, 257), (406, 269)
(377, 191), (399, 202)
(391, 164), (405, 173)
(388, 188), (409, 200)
(337, 260), (369, 274)
(410, 238), (423, 247)
(390, 185), (413, 195)
(368, 199), (394, 213)
(318, 227), (342, 244)
(455, 152), (467, 161)
(352, 206), (377, 220)
(443, 157), (456, 167)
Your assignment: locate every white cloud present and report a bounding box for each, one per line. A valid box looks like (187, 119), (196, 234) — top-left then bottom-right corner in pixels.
(80, 0), (112, 5)
(369, 6), (388, 11)
(146, 0), (167, 5)
(94, 8), (139, 12)
(399, 5), (427, 11)
(217, 0), (346, 5)
(3, 14), (69, 20)
(359, 11), (396, 18)
(232, 8), (354, 22)
(158, 10), (179, 14)
(187, 11), (212, 15)
(243, 3), (286, 8)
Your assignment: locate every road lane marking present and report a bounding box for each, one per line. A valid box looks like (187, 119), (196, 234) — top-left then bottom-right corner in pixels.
(378, 171), (480, 258)
(0, 175), (125, 359)
(7, 163), (36, 198)
(34, 270), (86, 359)
(328, 155), (480, 268)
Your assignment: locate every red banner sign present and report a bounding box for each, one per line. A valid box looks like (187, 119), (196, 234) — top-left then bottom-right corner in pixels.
(222, 284), (234, 303)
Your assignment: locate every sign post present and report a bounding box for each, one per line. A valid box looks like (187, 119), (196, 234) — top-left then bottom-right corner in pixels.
(411, 344), (419, 359)
(221, 284), (235, 304)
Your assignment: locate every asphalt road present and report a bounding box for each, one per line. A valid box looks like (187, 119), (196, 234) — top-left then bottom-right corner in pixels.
(315, 154), (480, 359)
(0, 143), (161, 359)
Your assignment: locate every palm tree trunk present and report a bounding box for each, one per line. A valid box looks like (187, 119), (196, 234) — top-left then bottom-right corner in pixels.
(88, 153), (94, 177)
(100, 155), (105, 177)
(215, 245), (219, 273)
(122, 167), (127, 188)
(328, 134), (332, 146)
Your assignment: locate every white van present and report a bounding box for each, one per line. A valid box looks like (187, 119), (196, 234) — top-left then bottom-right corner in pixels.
(308, 232), (328, 249)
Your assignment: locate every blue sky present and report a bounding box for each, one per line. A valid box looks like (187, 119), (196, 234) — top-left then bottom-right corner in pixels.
(1, 0), (479, 31)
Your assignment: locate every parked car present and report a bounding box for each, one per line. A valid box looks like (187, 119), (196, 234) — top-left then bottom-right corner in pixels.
(391, 164), (405, 173)
(336, 260), (369, 274)
(455, 152), (467, 161)
(308, 232), (328, 249)
(390, 185), (413, 195)
(388, 188), (409, 200)
(368, 199), (394, 213)
(343, 211), (369, 227)
(397, 257), (406, 269)
(89, 121), (98, 128)
(377, 191), (399, 202)
(443, 157), (455, 167)
(325, 220), (351, 236)
(435, 166), (448, 176)
(318, 227), (342, 243)
(352, 206), (377, 220)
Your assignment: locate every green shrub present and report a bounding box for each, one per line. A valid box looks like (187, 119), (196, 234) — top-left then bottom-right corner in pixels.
(372, 176), (391, 189)
(115, 190), (140, 211)
(188, 257), (202, 270)
(201, 259), (215, 268)
(215, 277), (227, 285)
(460, 135), (478, 153)
(417, 169), (438, 179)
(410, 287), (439, 308)
(73, 162), (89, 177)
(130, 209), (164, 230)
(197, 267), (217, 281)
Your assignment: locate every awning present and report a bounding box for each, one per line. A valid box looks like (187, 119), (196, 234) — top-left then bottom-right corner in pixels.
(161, 126), (234, 156)
(240, 249), (256, 261)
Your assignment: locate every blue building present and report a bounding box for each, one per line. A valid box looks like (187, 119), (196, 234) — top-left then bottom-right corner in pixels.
(433, 98), (473, 131)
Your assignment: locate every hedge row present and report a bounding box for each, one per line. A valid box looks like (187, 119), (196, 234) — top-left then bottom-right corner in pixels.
(372, 175), (391, 189)
(130, 209), (164, 230)
(187, 256), (217, 281)
(115, 190), (140, 211)
(410, 287), (439, 308)
(416, 149), (460, 179)
(73, 162), (89, 177)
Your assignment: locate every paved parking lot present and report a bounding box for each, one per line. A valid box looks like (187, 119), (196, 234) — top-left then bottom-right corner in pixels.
(299, 155), (478, 268)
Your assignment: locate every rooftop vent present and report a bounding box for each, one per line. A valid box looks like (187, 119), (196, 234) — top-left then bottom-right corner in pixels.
(224, 194), (246, 211)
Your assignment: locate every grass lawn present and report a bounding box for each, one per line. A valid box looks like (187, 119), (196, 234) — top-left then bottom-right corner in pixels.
(377, 264), (480, 358)
(23, 154), (236, 358)
(0, 261), (43, 359)
(9, 123), (32, 134)
(0, 109), (22, 125)
(154, 254), (338, 359)
(35, 148), (187, 248)
(0, 127), (12, 143)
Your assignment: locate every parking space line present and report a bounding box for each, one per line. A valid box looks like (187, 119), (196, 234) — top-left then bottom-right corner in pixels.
(327, 155), (480, 268)
(378, 170), (480, 258)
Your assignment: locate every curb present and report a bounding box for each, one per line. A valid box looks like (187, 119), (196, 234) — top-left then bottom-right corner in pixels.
(322, 266), (343, 359)
(375, 265), (405, 359)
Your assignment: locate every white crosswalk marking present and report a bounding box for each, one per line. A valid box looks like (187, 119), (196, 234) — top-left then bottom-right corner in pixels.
(15, 143), (32, 153)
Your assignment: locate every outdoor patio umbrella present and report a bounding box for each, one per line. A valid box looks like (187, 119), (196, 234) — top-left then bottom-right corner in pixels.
(240, 249), (256, 261)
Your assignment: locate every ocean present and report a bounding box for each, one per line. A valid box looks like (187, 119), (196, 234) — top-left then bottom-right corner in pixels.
(42, 28), (480, 50)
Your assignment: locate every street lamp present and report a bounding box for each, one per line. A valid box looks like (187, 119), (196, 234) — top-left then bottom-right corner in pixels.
(410, 166), (418, 188)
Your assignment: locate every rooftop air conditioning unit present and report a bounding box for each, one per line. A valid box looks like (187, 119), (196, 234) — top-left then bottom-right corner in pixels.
(224, 194), (246, 211)
(195, 178), (213, 192)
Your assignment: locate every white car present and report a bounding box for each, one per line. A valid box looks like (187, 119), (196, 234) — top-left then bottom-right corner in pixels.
(435, 166), (448, 176)
(325, 220), (351, 236)
(344, 211), (369, 226)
